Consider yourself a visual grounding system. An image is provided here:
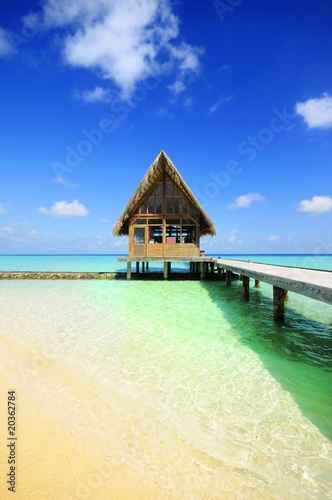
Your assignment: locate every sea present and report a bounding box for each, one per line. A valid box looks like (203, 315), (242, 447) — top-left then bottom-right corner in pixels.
(0, 254), (331, 498)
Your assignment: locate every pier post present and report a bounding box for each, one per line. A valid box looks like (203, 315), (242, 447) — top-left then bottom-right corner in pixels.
(242, 275), (250, 300)
(136, 262), (139, 273)
(226, 270), (232, 286)
(146, 261), (149, 271)
(273, 286), (288, 322)
(127, 262), (131, 280)
(200, 262), (206, 279)
(142, 262), (145, 273)
(164, 262), (168, 279)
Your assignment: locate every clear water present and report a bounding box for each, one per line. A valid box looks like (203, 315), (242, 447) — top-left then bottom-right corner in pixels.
(0, 255), (331, 498)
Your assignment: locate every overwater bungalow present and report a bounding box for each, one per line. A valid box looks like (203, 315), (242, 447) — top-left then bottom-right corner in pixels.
(112, 151), (216, 263)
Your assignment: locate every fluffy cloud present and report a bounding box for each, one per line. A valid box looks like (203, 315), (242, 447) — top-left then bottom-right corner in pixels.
(75, 86), (111, 103)
(227, 193), (266, 209)
(0, 27), (15, 56)
(24, 0), (202, 98)
(297, 195), (332, 214)
(295, 94), (332, 129)
(268, 235), (280, 242)
(227, 229), (243, 244)
(52, 176), (78, 188)
(0, 226), (13, 238)
(38, 200), (89, 218)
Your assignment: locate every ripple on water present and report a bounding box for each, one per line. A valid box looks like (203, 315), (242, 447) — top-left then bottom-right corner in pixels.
(0, 278), (332, 497)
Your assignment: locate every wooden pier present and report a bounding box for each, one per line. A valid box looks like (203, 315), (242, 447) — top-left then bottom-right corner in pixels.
(216, 258), (332, 321)
(1, 257), (331, 322)
(119, 256), (332, 322)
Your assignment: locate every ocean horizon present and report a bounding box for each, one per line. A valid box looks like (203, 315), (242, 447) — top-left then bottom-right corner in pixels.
(1, 253), (331, 498)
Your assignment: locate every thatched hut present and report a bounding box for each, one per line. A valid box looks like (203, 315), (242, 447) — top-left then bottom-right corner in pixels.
(113, 151), (216, 259)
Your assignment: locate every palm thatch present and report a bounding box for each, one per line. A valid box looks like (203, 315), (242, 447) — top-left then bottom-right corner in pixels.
(112, 151), (217, 237)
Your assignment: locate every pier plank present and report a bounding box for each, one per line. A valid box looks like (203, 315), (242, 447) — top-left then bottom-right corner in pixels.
(216, 259), (332, 306)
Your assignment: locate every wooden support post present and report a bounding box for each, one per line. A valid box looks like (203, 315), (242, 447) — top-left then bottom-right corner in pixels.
(217, 267), (222, 280)
(273, 286), (288, 322)
(255, 279), (260, 287)
(200, 262), (205, 279)
(146, 261), (149, 271)
(142, 262), (145, 273)
(136, 262), (139, 273)
(127, 262), (131, 280)
(210, 262), (215, 274)
(168, 262), (171, 275)
(164, 262), (168, 279)
(242, 275), (250, 300)
(226, 270), (232, 286)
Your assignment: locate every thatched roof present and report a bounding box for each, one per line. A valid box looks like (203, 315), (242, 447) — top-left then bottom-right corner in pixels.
(112, 151), (217, 237)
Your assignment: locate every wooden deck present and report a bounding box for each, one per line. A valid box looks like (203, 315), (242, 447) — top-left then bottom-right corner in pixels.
(216, 258), (332, 321)
(1, 257), (331, 322)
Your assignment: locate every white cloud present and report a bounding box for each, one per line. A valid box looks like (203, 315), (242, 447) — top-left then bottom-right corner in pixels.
(0, 27), (15, 56)
(227, 229), (243, 244)
(75, 86), (111, 103)
(25, 0), (202, 98)
(0, 226), (13, 238)
(268, 235), (280, 242)
(52, 176), (78, 187)
(297, 195), (332, 214)
(228, 193), (266, 209)
(296, 93), (332, 129)
(208, 95), (233, 115)
(38, 200), (89, 218)
(99, 218), (111, 224)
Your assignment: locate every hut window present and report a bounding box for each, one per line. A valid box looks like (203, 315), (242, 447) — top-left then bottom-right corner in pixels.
(182, 226), (196, 244)
(149, 225), (162, 243)
(148, 197), (155, 213)
(134, 219), (147, 224)
(173, 197), (180, 213)
(166, 183), (173, 195)
(182, 198), (189, 214)
(166, 198), (173, 214)
(140, 199), (147, 214)
(155, 196), (162, 214)
(155, 183), (162, 196)
(166, 224), (180, 243)
(134, 228), (145, 244)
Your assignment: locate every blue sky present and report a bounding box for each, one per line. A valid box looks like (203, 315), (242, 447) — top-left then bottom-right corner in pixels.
(0, 0), (331, 254)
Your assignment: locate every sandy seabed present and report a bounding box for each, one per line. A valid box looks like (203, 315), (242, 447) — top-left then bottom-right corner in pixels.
(0, 337), (272, 500)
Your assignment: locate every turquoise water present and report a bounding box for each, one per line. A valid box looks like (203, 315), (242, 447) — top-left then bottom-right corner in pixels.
(0, 254), (331, 497)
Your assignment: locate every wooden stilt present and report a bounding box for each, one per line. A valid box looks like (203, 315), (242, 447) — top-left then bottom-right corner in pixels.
(164, 262), (168, 279)
(200, 262), (205, 279)
(242, 275), (250, 300)
(255, 279), (260, 287)
(217, 267), (222, 279)
(142, 262), (145, 273)
(273, 286), (287, 322)
(136, 262), (139, 273)
(226, 270), (232, 286)
(146, 261), (149, 271)
(127, 262), (131, 280)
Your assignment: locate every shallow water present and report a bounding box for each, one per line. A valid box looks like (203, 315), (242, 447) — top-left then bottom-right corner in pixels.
(0, 255), (331, 498)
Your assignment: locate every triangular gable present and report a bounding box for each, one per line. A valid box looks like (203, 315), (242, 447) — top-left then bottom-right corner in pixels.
(112, 151), (216, 237)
